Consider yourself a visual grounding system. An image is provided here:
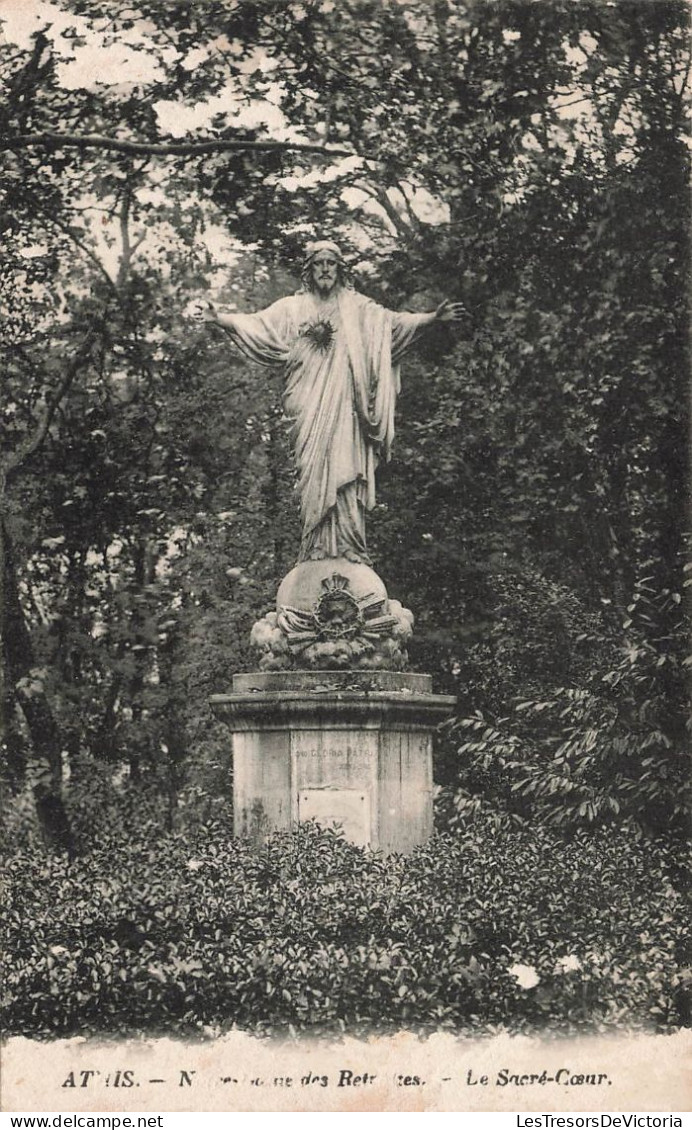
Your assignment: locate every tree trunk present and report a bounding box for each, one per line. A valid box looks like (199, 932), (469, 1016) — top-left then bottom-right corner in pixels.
(1, 517), (75, 855)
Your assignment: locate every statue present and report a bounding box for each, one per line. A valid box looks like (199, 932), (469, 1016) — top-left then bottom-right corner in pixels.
(194, 240), (463, 566)
(205, 244), (459, 850)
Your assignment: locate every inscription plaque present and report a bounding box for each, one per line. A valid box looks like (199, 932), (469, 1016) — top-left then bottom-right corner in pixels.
(298, 788), (371, 847)
(295, 746), (370, 762)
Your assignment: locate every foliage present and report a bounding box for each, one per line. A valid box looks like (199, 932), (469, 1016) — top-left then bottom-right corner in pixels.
(2, 822), (688, 1039)
(0, 0), (689, 849)
(434, 565), (690, 839)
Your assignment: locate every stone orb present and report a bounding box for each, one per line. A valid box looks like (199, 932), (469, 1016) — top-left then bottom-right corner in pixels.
(276, 557), (389, 613)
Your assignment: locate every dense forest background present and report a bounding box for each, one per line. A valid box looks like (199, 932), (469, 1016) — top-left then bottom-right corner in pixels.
(1, 0), (689, 858)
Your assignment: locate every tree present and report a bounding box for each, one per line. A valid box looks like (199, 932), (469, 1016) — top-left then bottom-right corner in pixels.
(1, 0), (688, 849)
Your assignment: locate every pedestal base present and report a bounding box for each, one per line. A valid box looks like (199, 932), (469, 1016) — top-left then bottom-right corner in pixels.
(210, 671), (455, 855)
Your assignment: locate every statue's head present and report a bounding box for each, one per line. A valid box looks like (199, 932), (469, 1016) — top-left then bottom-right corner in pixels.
(301, 240), (348, 295)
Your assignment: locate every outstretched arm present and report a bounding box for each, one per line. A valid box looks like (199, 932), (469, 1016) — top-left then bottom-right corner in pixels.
(390, 298), (467, 360)
(189, 299), (235, 331)
(187, 298), (292, 365)
(434, 299), (466, 324)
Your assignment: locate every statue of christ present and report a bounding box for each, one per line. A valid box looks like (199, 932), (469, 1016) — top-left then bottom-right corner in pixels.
(195, 240), (463, 565)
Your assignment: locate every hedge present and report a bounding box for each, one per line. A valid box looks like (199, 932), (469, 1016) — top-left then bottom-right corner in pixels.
(2, 820), (688, 1038)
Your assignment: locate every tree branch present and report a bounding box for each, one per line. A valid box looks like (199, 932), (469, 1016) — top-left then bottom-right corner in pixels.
(2, 131), (354, 160)
(360, 182), (415, 242)
(40, 213), (119, 296)
(117, 189), (132, 290)
(673, 50), (692, 101)
(395, 180), (423, 235)
(2, 332), (97, 487)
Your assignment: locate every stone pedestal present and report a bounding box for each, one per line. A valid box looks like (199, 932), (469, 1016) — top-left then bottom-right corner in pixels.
(210, 670), (455, 854)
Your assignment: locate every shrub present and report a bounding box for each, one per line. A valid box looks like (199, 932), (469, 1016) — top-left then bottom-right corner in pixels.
(2, 820), (687, 1039)
(436, 568), (690, 839)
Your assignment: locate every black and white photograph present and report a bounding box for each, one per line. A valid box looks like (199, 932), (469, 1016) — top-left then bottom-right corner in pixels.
(1, 0), (689, 1116)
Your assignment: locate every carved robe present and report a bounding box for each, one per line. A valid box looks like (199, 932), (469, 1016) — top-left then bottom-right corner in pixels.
(224, 287), (430, 563)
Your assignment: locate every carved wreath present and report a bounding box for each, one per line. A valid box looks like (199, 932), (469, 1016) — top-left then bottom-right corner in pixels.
(278, 573), (397, 650)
